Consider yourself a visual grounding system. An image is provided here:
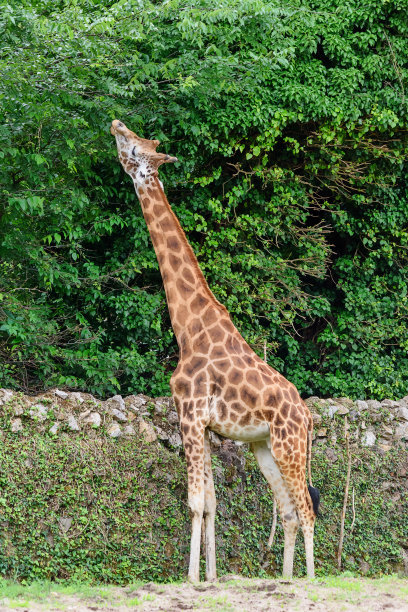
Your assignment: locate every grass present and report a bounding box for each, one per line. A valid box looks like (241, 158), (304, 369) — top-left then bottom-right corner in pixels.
(316, 575), (363, 592)
(0, 574), (407, 610)
(306, 573), (408, 606)
(198, 594), (234, 610)
(0, 579), (128, 599)
(0, 579), (153, 609)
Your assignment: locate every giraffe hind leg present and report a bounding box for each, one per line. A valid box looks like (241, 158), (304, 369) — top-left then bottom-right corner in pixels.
(251, 440), (300, 578)
(270, 431), (316, 579)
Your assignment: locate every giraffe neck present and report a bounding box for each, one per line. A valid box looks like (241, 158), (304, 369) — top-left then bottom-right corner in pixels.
(133, 176), (227, 344)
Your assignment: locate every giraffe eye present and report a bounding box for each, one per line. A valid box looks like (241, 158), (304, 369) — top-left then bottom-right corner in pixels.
(131, 146), (137, 157)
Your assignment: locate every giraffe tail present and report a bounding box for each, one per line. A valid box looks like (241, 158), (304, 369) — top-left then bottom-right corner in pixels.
(307, 415), (321, 517)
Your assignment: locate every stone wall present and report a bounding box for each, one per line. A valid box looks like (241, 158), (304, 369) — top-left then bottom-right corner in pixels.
(2, 388), (408, 453)
(305, 395), (408, 451)
(0, 388), (407, 580)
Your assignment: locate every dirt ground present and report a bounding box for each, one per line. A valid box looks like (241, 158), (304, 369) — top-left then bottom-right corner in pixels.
(0, 575), (407, 612)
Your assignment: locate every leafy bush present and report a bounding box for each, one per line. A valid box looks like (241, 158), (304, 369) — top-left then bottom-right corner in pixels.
(1, 0), (408, 398)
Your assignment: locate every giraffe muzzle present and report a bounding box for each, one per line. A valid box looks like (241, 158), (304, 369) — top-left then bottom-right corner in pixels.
(163, 154), (178, 164)
(111, 119), (128, 135)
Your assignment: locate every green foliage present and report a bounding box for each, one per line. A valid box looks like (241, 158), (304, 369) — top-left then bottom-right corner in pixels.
(1, 0), (408, 398)
(0, 399), (406, 581)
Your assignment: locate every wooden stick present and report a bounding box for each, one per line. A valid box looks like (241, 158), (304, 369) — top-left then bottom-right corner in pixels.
(337, 416), (352, 570)
(350, 487), (356, 533)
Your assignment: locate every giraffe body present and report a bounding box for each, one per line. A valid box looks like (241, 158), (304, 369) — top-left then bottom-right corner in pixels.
(111, 120), (319, 581)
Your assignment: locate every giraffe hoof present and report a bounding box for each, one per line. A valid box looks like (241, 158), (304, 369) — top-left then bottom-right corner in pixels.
(205, 575), (217, 583)
(187, 575), (200, 584)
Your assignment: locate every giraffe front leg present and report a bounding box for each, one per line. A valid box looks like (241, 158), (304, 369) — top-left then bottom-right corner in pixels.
(188, 479), (205, 582)
(271, 440), (316, 579)
(204, 429), (217, 581)
(180, 421), (205, 583)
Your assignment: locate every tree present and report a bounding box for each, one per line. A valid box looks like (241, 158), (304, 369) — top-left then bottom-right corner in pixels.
(1, 0), (408, 398)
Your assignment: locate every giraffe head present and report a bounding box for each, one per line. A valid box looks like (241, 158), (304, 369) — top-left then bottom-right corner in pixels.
(110, 119), (177, 185)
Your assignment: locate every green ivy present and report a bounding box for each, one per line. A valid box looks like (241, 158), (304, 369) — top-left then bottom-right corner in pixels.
(0, 399), (406, 581)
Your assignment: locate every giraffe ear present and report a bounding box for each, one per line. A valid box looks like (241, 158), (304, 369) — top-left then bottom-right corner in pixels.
(135, 136), (161, 152)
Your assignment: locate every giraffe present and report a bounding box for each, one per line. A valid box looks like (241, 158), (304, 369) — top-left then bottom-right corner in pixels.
(110, 119), (320, 582)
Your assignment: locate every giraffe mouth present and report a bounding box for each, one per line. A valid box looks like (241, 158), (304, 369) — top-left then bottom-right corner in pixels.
(110, 119), (128, 136)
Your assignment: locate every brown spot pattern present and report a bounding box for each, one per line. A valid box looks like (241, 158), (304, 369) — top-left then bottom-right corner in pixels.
(191, 294), (209, 314)
(231, 401), (245, 414)
(192, 331), (210, 355)
(183, 356), (207, 377)
(220, 319), (235, 333)
(228, 369), (243, 384)
(210, 345), (227, 360)
(169, 253), (182, 271)
(176, 278), (194, 297)
(246, 370), (261, 388)
(194, 372), (207, 395)
(202, 308), (218, 327)
(167, 236), (180, 250)
(208, 326), (225, 343)
(183, 267), (196, 286)
(153, 204), (165, 217)
(226, 335), (242, 354)
(147, 187), (159, 198)
(213, 359), (230, 372)
(160, 217), (174, 232)
(189, 318), (203, 336)
(240, 386), (257, 409)
(224, 386), (238, 401)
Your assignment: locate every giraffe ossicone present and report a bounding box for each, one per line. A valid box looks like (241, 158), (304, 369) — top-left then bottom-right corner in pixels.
(111, 119), (320, 581)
